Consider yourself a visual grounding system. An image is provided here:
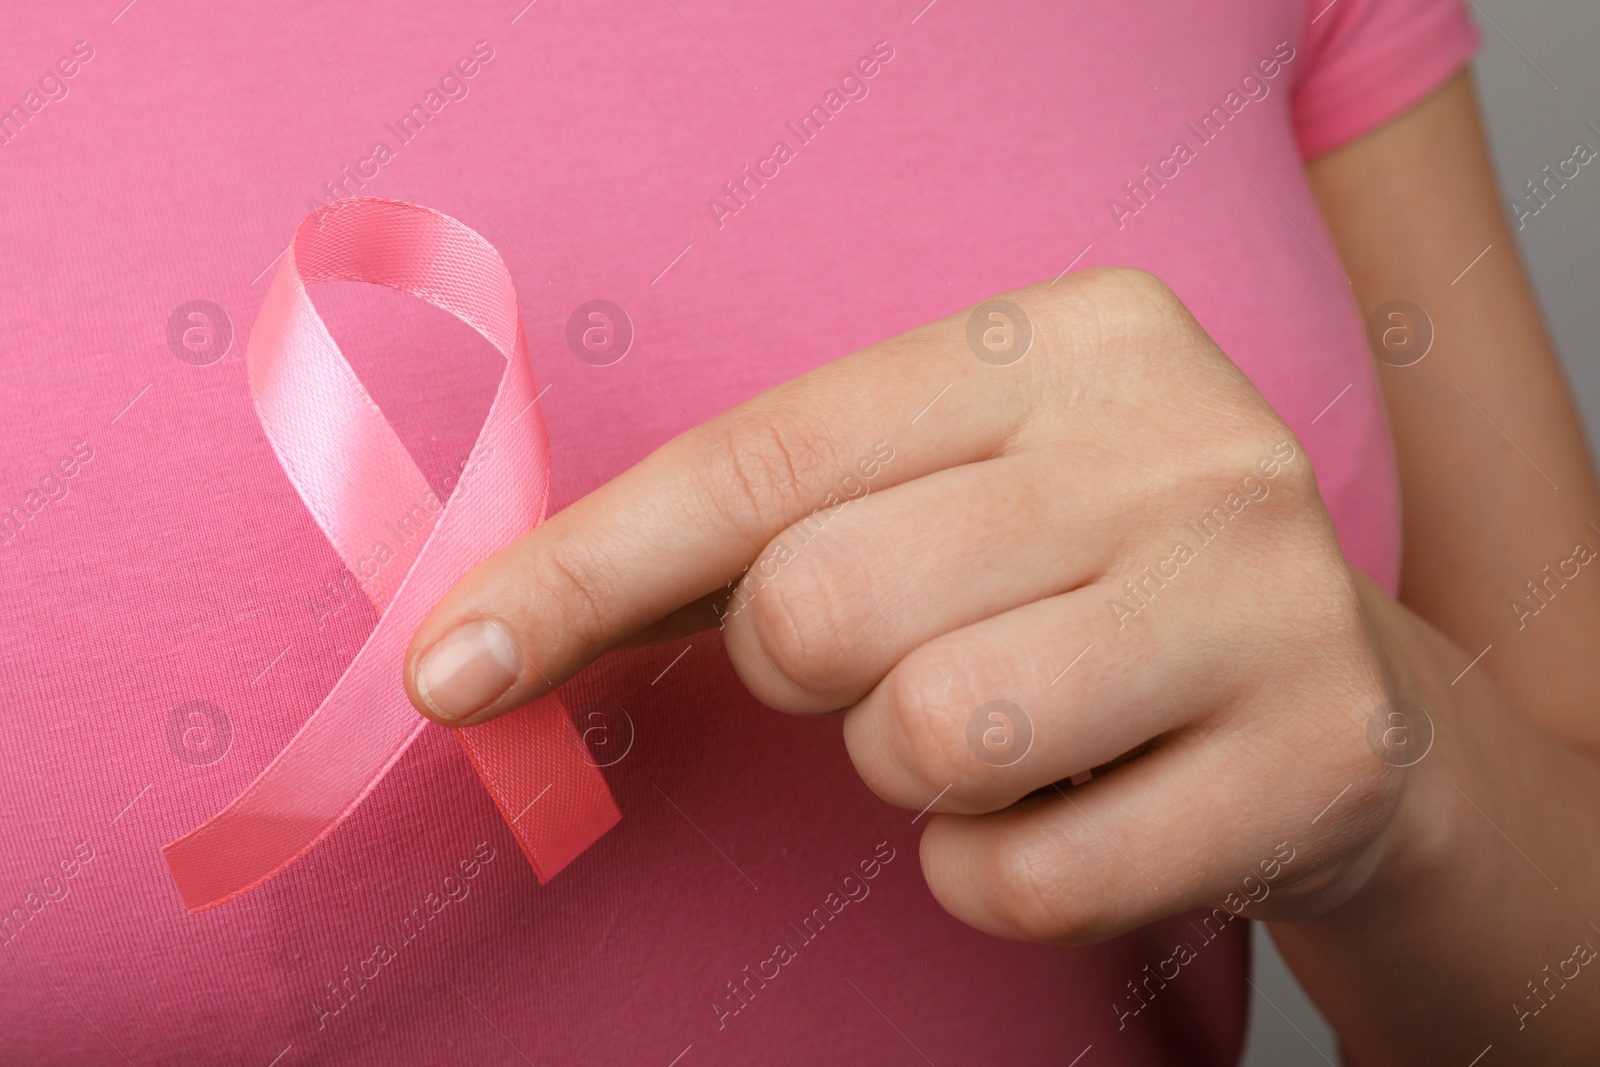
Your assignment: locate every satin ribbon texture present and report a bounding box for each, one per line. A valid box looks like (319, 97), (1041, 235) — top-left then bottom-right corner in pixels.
(163, 197), (621, 913)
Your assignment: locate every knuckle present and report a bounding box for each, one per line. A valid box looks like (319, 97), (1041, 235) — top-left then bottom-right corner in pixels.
(1186, 403), (1306, 490)
(1086, 264), (1175, 303)
(983, 827), (1130, 945)
(532, 539), (611, 651)
(698, 411), (836, 537)
(883, 659), (974, 795)
(1219, 426), (1285, 478)
(1066, 266), (1185, 334)
(1026, 267), (1199, 387)
(1266, 434), (1318, 500)
(982, 833), (1091, 942)
(742, 549), (858, 695)
(1216, 428), (1322, 523)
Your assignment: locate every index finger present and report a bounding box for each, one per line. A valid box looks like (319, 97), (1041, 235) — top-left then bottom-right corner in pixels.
(402, 290), (1045, 726)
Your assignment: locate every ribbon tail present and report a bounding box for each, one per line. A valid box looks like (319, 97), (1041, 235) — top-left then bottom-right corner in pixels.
(162, 715), (433, 914)
(455, 694), (621, 883)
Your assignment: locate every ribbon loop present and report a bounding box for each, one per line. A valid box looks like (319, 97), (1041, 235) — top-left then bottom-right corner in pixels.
(163, 197), (620, 913)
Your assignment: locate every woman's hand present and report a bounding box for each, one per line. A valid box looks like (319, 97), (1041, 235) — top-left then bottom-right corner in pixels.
(404, 266), (1408, 944)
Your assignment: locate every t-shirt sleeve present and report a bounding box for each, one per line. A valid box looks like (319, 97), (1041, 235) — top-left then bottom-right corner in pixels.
(1290, 0), (1482, 159)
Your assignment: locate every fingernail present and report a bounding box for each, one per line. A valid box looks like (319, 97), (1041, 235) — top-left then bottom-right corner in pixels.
(415, 618), (521, 722)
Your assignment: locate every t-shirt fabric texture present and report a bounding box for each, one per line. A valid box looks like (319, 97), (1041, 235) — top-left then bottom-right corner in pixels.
(0, 1), (1477, 1063)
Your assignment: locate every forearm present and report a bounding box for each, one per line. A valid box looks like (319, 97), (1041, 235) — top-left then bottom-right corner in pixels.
(1271, 574), (1600, 1065)
(1309, 72), (1600, 752)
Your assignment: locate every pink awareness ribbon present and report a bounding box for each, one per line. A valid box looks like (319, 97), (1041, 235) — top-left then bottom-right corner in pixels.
(163, 197), (620, 913)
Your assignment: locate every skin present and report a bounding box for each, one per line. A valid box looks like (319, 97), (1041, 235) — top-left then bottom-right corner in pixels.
(405, 71), (1600, 1062)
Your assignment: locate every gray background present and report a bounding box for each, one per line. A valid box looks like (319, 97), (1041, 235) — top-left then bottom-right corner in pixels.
(1242, 1), (1600, 1063)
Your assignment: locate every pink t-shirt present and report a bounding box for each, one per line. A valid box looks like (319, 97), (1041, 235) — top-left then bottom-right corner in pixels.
(0, 1), (1477, 1063)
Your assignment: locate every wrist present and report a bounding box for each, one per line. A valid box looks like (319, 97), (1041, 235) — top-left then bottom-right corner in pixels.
(1329, 573), (1474, 908)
